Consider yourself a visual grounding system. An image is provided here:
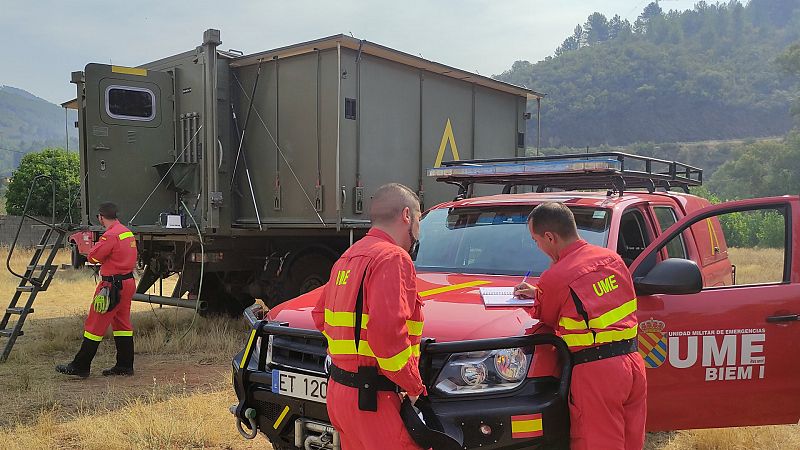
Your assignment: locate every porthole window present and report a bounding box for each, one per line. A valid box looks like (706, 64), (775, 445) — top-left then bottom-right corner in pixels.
(105, 85), (155, 121)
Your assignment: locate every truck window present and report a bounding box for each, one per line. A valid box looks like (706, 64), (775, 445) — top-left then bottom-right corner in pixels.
(105, 85), (155, 121)
(652, 206), (688, 259)
(415, 206), (610, 276)
(617, 209), (651, 266)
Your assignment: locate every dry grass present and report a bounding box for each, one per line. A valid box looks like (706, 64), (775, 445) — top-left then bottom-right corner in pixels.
(727, 247), (785, 285)
(1, 246), (799, 448)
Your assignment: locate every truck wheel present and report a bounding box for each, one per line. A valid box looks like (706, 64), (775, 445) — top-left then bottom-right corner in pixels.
(279, 253), (334, 305)
(70, 243), (87, 269)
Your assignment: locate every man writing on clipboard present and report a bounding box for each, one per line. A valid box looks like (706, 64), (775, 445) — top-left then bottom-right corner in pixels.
(513, 202), (647, 450)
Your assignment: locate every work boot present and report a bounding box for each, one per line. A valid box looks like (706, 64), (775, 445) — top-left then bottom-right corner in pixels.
(56, 336), (100, 378)
(102, 334), (134, 376)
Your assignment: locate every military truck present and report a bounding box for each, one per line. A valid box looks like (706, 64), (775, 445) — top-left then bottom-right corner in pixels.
(66, 29), (541, 314)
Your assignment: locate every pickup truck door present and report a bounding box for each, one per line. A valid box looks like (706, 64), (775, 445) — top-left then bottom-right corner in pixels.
(630, 196), (800, 431)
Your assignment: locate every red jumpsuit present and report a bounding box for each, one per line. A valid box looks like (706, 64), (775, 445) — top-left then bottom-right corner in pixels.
(533, 240), (646, 450)
(312, 228), (425, 450)
(84, 220), (137, 342)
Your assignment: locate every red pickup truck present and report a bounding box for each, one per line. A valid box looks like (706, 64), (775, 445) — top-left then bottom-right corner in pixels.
(231, 153), (800, 449)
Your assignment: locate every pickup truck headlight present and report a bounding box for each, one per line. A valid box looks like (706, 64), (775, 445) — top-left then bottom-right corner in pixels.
(434, 347), (530, 395)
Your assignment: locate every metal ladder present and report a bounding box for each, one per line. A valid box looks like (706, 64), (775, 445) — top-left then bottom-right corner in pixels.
(0, 225), (67, 361)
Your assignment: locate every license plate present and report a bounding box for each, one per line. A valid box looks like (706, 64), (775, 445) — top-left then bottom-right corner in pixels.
(272, 370), (328, 403)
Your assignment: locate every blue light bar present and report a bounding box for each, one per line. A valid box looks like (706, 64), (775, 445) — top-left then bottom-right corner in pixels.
(427, 156), (621, 178)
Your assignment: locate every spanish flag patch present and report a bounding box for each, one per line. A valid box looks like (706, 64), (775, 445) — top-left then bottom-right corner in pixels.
(511, 413), (543, 439)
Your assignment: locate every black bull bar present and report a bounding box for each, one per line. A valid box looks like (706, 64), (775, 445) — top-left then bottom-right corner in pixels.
(233, 321), (573, 449)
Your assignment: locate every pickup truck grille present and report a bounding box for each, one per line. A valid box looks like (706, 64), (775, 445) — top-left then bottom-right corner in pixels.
(271, 335), (327, 374)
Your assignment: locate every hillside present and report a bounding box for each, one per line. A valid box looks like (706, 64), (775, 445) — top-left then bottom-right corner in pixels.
(497, 0), (800, 147)
(0, 85), (78, 176)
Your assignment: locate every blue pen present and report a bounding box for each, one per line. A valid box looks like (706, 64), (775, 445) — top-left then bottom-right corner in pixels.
(521, 270), (531, 284)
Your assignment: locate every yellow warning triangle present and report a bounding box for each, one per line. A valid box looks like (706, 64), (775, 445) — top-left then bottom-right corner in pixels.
(434, 119), (460, 168)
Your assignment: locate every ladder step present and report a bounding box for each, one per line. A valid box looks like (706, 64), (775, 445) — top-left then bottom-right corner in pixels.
(26, 265), (51, 271)
(35, 243), (57, 249)
(16, 286), (35, 292)
(6, 307), (32, 315)
(0, 329), (21, 337)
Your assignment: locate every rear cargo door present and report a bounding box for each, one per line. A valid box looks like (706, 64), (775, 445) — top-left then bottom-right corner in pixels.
(82, 64), (175, 226)
(630, 196), (800, 430)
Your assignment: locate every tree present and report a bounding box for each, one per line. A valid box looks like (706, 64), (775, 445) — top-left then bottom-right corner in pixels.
(634, 2), (664, 34)
(5, 148), (80, 219)
(584, 12), (610, 45)
(776, 42), (800, 122)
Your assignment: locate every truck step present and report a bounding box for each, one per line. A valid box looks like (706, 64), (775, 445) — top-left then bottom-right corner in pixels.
(6, 307), (32, 315)
(0, 329), (21, 338)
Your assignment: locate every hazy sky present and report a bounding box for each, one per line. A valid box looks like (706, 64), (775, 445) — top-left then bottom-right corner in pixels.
(2, 0), (699, 104)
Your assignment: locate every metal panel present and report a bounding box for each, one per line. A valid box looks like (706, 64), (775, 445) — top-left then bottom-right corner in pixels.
(355, 54), (421, 219)
(420, 72), (474, 208)
(472, 86), (520, 197)
(277, 52), (324, 221)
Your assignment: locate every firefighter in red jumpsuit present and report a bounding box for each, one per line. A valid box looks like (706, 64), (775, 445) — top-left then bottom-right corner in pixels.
(312, 183), (425, 450)
(515, 202), (647, 450)
(57, 202), (137, 378)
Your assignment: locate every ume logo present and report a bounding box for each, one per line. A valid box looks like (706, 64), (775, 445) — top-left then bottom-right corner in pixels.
(639, 319), (767, 381)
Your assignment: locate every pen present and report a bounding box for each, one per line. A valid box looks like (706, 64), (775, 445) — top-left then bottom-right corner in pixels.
(521, 270), (531, 284)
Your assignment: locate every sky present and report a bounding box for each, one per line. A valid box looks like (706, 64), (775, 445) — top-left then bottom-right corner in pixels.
(1, 0), (700, 105)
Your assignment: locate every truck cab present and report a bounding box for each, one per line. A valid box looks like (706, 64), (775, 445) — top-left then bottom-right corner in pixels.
(231, 153), (800, 449)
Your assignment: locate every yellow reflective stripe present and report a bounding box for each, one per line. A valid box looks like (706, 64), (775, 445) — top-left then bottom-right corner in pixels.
(83, 331), (103, 342)
(559, 298), (638, 331)
(589, 299), (637, 330)
(419, 280), (491, 297)
(112, 66), (147, 76)
(325, 310), (422, 336)
(240, 329), (257, 369)
(561, 324), (639, 348)
(324, 309), (368, 329)
(322, 331), (417, 372)
(112, 330), (133, 337)
(118, 231), (134, 240)
(559, 316), (588, 331)
(407, 320), (423, 336)
(273, 405), (290, 429)
(89, 257), (100, 263)
(374, 344), (415, 372)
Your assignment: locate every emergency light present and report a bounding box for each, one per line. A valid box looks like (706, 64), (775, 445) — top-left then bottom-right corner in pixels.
(426, 156), (621, 178)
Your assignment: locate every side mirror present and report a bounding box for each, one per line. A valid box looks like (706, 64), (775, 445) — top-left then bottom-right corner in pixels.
(634, 258), (702, 295)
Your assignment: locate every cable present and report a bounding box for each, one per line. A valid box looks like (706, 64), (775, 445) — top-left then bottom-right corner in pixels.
(174, 198), (204, 342)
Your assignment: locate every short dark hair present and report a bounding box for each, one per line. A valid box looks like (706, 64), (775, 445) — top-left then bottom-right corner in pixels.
(369, 183), (420, 225)
(527, 202), (578, 239)
(97, 202), (119, 220)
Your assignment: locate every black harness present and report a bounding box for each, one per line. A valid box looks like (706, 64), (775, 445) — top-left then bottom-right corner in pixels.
(328, 265), (399, 412)
(568, 288), (638, 365)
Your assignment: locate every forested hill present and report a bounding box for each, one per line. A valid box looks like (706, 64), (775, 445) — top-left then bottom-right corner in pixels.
(497, 0), (800, 148)
(0, 86), (78, 176)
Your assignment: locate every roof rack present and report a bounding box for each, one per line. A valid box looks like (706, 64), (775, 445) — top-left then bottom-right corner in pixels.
(427, 152), (702, 199)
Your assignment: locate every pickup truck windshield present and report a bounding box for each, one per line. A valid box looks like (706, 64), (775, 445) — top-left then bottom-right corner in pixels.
(415, 206), (611, 276)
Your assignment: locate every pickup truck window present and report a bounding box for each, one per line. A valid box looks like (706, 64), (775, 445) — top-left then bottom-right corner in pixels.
(415, 206), (610, 276)
(653, 206), (688, 259)
(618, 209), (652, 266)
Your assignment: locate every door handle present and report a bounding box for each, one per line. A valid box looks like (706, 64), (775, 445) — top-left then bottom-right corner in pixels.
(92, 144), (111, 151)
(766, 314), (799, 323)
